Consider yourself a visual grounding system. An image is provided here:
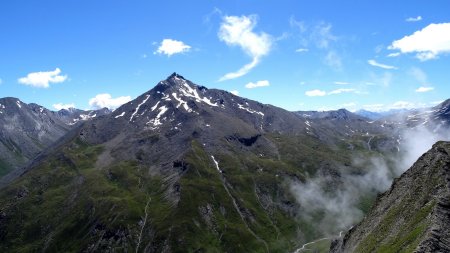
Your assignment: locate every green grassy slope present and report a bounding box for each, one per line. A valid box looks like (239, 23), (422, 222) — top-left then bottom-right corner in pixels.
(0, 130), (388, 252)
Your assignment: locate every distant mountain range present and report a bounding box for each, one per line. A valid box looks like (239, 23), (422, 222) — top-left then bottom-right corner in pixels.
(0, 97), (110, 177)
(0, 73), (449, 252)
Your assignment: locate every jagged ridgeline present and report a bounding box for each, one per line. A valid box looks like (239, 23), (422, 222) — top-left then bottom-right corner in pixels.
(0, 73), (426, 252)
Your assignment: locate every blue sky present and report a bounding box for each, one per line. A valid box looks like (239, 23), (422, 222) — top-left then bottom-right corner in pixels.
(1, 0), (450, 112)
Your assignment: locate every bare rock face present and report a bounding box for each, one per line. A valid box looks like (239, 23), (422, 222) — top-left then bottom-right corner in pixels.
(0, 98), (70, 175)
(330, 141), (450, 253)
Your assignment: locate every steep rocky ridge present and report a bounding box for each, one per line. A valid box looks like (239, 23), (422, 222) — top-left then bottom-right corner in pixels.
(330, 141), (450, 253)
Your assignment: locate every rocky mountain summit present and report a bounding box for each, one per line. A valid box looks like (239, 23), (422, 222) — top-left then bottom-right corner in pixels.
(330, 141), (450, 253)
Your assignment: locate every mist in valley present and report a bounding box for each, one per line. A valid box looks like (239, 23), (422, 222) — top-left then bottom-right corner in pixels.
(290, 122), (450, 237)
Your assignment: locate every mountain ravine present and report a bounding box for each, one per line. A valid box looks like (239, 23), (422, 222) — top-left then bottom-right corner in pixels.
(0, 73), (404, 252)
(330, 141), (450, 253)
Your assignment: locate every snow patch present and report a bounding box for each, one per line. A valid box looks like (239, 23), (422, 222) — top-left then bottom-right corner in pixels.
(174, 76), (218, 107)
(147, 105), (168, 127)
(16, 101), (21, 108)
(237, 104), (264, 116)
(151, 101), (160, 111)
(115, 112), (126, 118)
(211, 155), (222, 173)
(172, 93), (192, 112)
(80, 113), (96, 120)
(162, 94), (171, 101)
(130, 94), (150, 122)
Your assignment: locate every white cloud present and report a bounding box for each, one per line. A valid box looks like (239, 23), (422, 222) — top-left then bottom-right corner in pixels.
(18, 68), (68, 88)
(230, 90), (239, 96)
(53, 103), (75, 110)
(0, 78), (2, 85)
(334, 81), (351, 85)
(328, 88), (357, 95)
(218, 15), (272, 81)
(415, 86), (434, 92)
(367, 59), (397, 70)
(305, 89), (326, 97)
(325, 50), (342, 70)
(89, 93), (131, 110)
(388, 23), (450, 61)
(295, 48), (309, 53)
(406, 16), (422, 22)
(154, 39), (191, 56)
(245, 80), (270, 89)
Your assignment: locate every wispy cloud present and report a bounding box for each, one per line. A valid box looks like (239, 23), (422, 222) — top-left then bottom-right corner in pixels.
(415, 86), (434, 93)
(53, 103), (75, 110)
(328, 88), (357, 95)
(325, 50), (342, 70)
(367, 59), (397, 70)
(334, 81), (351, 85)
(290, 16), (306, 33)
(362, 101), (421, 112)
(89, 93), (131, 110)
(391, 101), (416, 109)
(154, 39), (191, 57)
(387, 52), (400, 57)
(311, 22), (337, 49)
(406, 16), (422, 22)
(295, 48), (309, 53)
(409, 67), (427, 83)
(218, 15), (272, 81)
(245, 80), (270, 89)
(388, 23), (450, 61)
(306, 88), (361, 97)
(18, 68), (68, 88)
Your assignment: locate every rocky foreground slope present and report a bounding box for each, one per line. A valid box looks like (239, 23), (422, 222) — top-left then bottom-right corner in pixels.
(330, 141), (450, 253)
